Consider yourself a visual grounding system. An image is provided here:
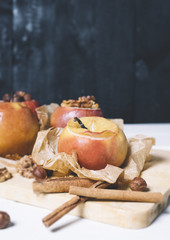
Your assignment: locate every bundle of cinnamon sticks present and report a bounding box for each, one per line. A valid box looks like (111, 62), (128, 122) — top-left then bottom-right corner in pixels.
(32, 177), (163, 228)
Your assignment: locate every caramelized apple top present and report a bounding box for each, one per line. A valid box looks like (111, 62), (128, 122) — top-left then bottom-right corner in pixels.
(61, 96), (99, 109)
(67, 117), (119, 134)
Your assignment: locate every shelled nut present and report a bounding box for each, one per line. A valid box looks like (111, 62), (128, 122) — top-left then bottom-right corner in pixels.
(129, 177), (147, 191)
(33, 166), (47, 179)
(0, 211), (10, 229)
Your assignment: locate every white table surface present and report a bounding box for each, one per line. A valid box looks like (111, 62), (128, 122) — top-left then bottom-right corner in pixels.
(1, 123), (170, 240)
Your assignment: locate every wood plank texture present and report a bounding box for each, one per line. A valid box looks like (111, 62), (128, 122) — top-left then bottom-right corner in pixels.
(0, 1), (170, 123)
(134, 0), (170, 123)
(0, 0), (12, 94)
(94, 0), (135, 121)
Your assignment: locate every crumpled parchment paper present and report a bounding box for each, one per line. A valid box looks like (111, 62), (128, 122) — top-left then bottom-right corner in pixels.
(123, 135), (155, 181)
(36, 103), (59, 130)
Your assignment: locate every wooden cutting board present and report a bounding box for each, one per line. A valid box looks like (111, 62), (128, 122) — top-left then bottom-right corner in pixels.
(0, 149), (170, 229)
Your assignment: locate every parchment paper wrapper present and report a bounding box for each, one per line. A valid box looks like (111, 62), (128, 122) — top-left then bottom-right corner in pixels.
(36, 103), (59, 130)
(123, 135), (155, 181)
(32, 127), (63, 166)
(32, 122), (155, 184)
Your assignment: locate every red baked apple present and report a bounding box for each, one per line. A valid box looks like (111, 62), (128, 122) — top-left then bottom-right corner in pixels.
(24, 100), (39, 117)
(50, 96), (103, 128)
(58, 117), (128, 170)
(0, 102), (39, 157)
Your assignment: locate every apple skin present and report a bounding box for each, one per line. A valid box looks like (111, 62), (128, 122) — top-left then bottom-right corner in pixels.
(0, 102), (40, 157)
(58, 117), (128, 170)
(24, 100), (39, 117)
(50, 106), (103, 128)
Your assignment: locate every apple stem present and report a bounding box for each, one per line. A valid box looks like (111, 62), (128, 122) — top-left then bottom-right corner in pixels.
(73, 117), (88, 129)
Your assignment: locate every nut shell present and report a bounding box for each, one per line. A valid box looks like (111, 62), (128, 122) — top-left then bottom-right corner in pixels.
(33, 166), (47, 179)
(129, 177), (147, 191)
(0, 211), (10, 229)
(24, 93), (32, 101)
(2, 94), (11, 102)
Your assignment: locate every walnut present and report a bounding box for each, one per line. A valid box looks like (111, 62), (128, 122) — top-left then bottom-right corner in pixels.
(61, 96), (99, 109)
(5, 153), (21, 160)
(78, 95), (95, 101)
(0, 168), (12, 182)
(129, 177), (147, 191)
(16, 155), (36, 178)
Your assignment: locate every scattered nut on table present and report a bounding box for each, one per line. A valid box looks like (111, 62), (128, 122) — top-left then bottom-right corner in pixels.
(0, 211), (10, 229)
(0, 168), (12, 182)
(33, 166), (47, 179)
(129, 177), (147, 191)
(16, 155), (36, 178)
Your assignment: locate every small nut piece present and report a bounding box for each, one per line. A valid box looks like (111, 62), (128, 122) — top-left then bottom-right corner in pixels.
(16, 155), (36, 178)
(0, 168), (12, 182)
(24, 93), (32, 101)
(61, 96), (99, 109)
(2, 93), (11, 102)
(0, 211), (10, 229)
(33, 166), (47, 179)
(5, 153), (21, 160)
(129, 177), (147, 191)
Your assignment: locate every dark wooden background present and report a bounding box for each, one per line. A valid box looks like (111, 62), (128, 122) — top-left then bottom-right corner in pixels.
(0, 0), (170, 123)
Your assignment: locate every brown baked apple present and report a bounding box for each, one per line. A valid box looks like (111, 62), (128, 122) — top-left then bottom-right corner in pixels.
(0, 102), (39, 157)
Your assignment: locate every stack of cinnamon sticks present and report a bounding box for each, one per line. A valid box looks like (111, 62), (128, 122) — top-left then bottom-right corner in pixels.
(32, 177), (163, 228)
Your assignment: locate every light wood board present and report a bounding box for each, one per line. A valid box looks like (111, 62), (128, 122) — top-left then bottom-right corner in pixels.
(0, 149), (170, 229)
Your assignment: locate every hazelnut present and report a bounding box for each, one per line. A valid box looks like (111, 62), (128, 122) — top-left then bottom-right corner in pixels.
(2, 93), (11, 102)
(33, 166), (47, 179)
(0, 211), (10, 229)
(129, 177), (147, 191)
(24, 93), (32, 101)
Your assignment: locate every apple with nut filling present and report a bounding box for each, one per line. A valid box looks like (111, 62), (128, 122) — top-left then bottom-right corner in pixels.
(2, 91), (39, 117)
(50, 96), (103, 128)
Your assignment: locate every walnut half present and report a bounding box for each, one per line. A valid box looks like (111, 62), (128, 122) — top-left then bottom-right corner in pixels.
(61, 96), (99, 109)
(16, 155), (36, 178)
(0, 168), (12, 182)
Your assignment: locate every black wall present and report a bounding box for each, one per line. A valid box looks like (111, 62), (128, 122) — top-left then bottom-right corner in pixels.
(0, 0), (170, 123)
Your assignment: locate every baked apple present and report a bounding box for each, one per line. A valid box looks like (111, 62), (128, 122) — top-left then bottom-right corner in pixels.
(2, 91), (39, 117)
(50, 96), (103, 128)
(58, 117), (128, 170)
(0, 102), (39, 157)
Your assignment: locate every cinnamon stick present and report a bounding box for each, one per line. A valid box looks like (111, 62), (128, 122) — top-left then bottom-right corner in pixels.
(33, 177), (96, 193)
(69, 186), (163, 203)
(42, 181), (110, 227)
